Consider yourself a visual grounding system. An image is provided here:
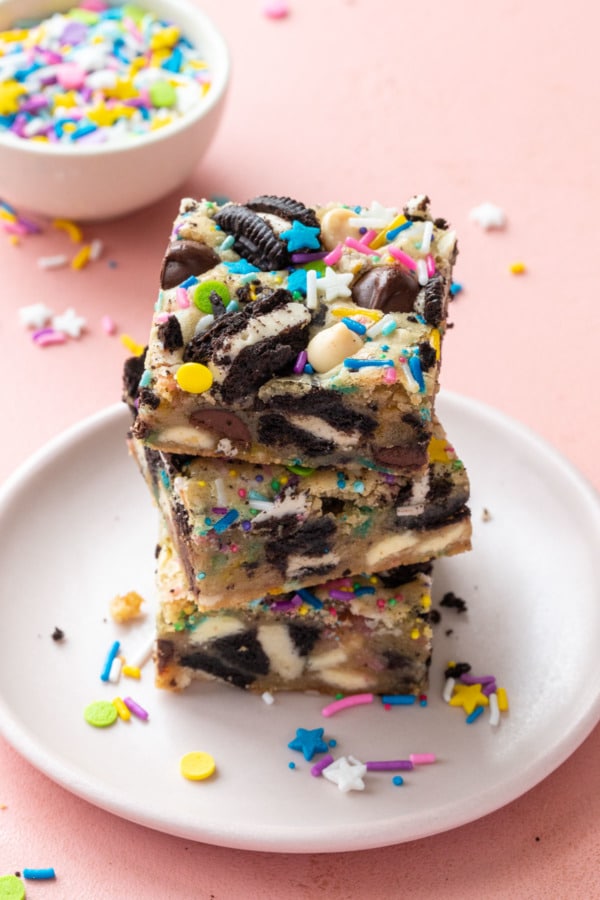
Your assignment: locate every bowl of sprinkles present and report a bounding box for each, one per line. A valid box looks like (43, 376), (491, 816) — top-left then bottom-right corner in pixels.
(0, 0), (230, 219)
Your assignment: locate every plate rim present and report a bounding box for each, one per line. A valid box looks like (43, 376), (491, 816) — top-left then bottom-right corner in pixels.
(1, 390), (599, 853)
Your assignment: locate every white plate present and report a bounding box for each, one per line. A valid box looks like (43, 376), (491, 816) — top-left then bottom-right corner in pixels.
(0, 393), (599, 853)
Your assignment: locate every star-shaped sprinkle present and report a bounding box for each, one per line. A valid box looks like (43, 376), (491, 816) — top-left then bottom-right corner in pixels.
(322, 755), (367, 793)
(468, 202), (506, 230)
(288, 727), (328, 761)
(223, 259), (260, 274)
(52, 307), (86, 338)
(286, 268), (307, 295)
(348, 201), (398, 230)
(18, 303), (54, 329)
(449, 682), (489, 715)
(280, 221), (321, 252)
(315, 266), (353, 302)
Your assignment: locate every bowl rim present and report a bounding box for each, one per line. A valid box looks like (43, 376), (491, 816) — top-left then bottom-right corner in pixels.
(0, 0), (230, 158)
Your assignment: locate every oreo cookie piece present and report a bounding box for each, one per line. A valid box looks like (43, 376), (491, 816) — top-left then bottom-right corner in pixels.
(157, 315), (184, 352)
(246, 195), (320, 229)
(214, 204), (289, 271)
(351, 265), (420, 314)
(160, 240), (220, 290)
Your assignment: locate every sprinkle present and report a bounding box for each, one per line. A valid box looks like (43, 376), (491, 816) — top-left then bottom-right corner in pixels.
(52, 218), (83, 243)
(180, 751), (216, 781)
(175, 362), (213, 393)
(416, 258), (429, 286)
(469, 202), (506, 229)
(37, 254), (68, 270)
(263, 1), (290, 18)
(120, 334), (144, 355)
(288, 726), (328, 761)
(348, 201), (397, 230)
(343, 358), (394, 370)
(297, 588), (323, 609)
(19, 303), (54, 329)
(460, 673), (496, 686)
(0, 875), (25, 898)
(100, 640), (121, 682)
(176, 286), (190, 308)
(32, 330), (67, 347)
(101, 315), (117, 335)
(280, 220), (320, 252)
(107, 698), (130, 725)
(496, 687), (509, 711)
(386, 246), (417, 271)
(322, 755), (367, 792)
(214, 477), (227, 507)
(450, 282), (463, 296)
(290, 251), (328, 263)
(344, 236), (378, 256)
(310, 754), (334, 776)
(212, 509), (239, 534)
(22, 868), (56, 881)
(262, 691), (275, 705)
(381, 694), (416, 706)
(382, 366), (397, 384)
(293, 350), (307, 374)
(323, 243), (343, 265)
(426, 253), (436, 277)
(288, 761), (296, 769)
(443, 677), (456, 702)
(409, 753), (436, 765)
(466, 705), (485, 724)
(340, 316), (367, 336)
(392, 776), (404, 786)
(122, 665), (141, 679)
(408, 354), (425, 391)
(52, 307), (86, 337)
(84, 699), (118, 728)
(315, 266), (353, 302)
(510, 261), (527, 274)
(420, 220), (434, 253)
(123, 696), (149, 721)
(366, 759), (413, 771)
(321, 693), (374, 717)
(89, 238), (103, 261)
(489, 692), (500, 727)
(108, 656), (122, 683)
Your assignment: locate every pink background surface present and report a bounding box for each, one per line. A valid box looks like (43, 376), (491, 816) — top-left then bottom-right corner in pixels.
(1, 0), (599, 897)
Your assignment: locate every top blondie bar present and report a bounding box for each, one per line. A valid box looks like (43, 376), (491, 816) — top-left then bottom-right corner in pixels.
(129, 194), (458, 470)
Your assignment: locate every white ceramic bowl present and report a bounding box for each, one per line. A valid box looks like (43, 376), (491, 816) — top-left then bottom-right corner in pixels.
(0, 0), (229, 220)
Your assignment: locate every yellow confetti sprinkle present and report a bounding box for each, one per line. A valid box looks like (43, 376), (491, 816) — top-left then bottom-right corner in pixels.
(430, 328), (441, 360)
(122, 665), (141, 679)
(369, 214), (408, 250)
(428, 436), (452, 464)
(496, 687), (509, 711)
(52, 217), (83, 243)
(331, 307), (382, 321)
(180, 750), (216, 781)
(112, 697), (131, 721)
(150, 25), (180, 51)
(120, 334), (145, 356)
(410, 628), (420, 640)
(0, 79), (26, 115)
(0, 29), (29, 42)
(421, 594), (431, 610)
(175, 362), (213, 393)
(71, 244), (92, 270)
(509, 261), (526, 275)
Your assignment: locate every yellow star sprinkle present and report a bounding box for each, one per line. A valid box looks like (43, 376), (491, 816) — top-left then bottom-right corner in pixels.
(150, 25), (180, 51)
(104, 77), (139, 101)
(0, 80), (26, 114)
(449, 683), (490, 715)
(428, 436), (452, 464)
(53, 90), (78, 109)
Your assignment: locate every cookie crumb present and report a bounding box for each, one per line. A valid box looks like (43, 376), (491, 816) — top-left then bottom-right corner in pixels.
(51, 627), (65, 642)
(109, 591), (145, 623)
(440, 591), (468, 613)
(482, 507), (492, 522)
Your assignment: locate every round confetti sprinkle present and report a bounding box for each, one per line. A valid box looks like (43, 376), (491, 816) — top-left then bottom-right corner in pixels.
(180, 751), (216, 781)
(84, 699), (118, 728)
(392, 775), (404, 786)
(193, 280), (231, 313)
(0, 875), (25, 900)
(175, 362), (213, 393)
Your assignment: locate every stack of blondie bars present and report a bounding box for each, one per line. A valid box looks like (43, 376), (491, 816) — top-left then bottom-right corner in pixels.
(123, 193), (471, 696)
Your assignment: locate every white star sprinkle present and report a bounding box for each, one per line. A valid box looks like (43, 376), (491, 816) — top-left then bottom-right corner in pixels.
(51, 307), (87, 338)
(468, 202), (506, 230)
(18, 303), (54, 329)
(315, 267), (353, 302)
(348, 201), (398, 229)
(322, 755), (367, 793)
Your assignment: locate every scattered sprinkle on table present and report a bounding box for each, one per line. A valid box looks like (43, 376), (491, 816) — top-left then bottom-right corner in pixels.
(0, 875), (25, 900)
(180, 751), (216, 781)
(22, 868), (56, 881)
(288, 727), (328, 761)
(84, 699), (117, 727)
(263, 1), (290, 18)
(321, 693), (374, 717)
(468, 202), (506, 229)
(0, 3), (212, 146)
(509, 261), (527, 274)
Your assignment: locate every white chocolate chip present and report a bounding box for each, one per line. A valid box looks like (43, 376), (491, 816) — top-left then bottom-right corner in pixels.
(306, 322), (363, 373)
(319, 207), (363, 250)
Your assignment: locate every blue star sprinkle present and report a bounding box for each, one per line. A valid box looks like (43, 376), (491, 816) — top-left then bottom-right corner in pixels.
(286, 268), (308, 295)
(288, 727), (328, 761)
(223, 259), (260, 275)
(280, 220), (321, 252)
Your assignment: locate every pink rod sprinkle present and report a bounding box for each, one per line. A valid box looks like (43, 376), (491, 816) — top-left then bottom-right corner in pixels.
(388, 246), (417, 271)
(33, 331), (67, 347)
(176, 287), (190, 308)
(345, 236), (378, 256)
(310, 754), (334, 777)
(409, 753), (436, 765)
(154, 313), (170, 324)
(323, 243), (343, 265)
(101, 315), (116, 335)
(426, 253), (436, 277)
(383, 366), (397, 384)
(360, 229), (378, 245)
(321, 693), (374, 717)
(123, 696), (149, 720)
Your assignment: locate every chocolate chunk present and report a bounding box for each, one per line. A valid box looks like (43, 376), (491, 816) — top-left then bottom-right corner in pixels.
(373, 443), (427, 469)
(351, 265), (420, 314)
(214, 204), (289, 270)
(157, 315), (183, 351)
(246, 195), (320, 229)
(288, 622), (321, 656)
(160, 240), (220, 290)
(189, 409), (251, 445)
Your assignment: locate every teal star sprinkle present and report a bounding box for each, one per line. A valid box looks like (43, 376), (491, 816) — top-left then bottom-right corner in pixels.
(288, 727), (328, 761)
(223, 259), (260, 274)
(286, 268), (307, 295)
(280, 220), (321, 252)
